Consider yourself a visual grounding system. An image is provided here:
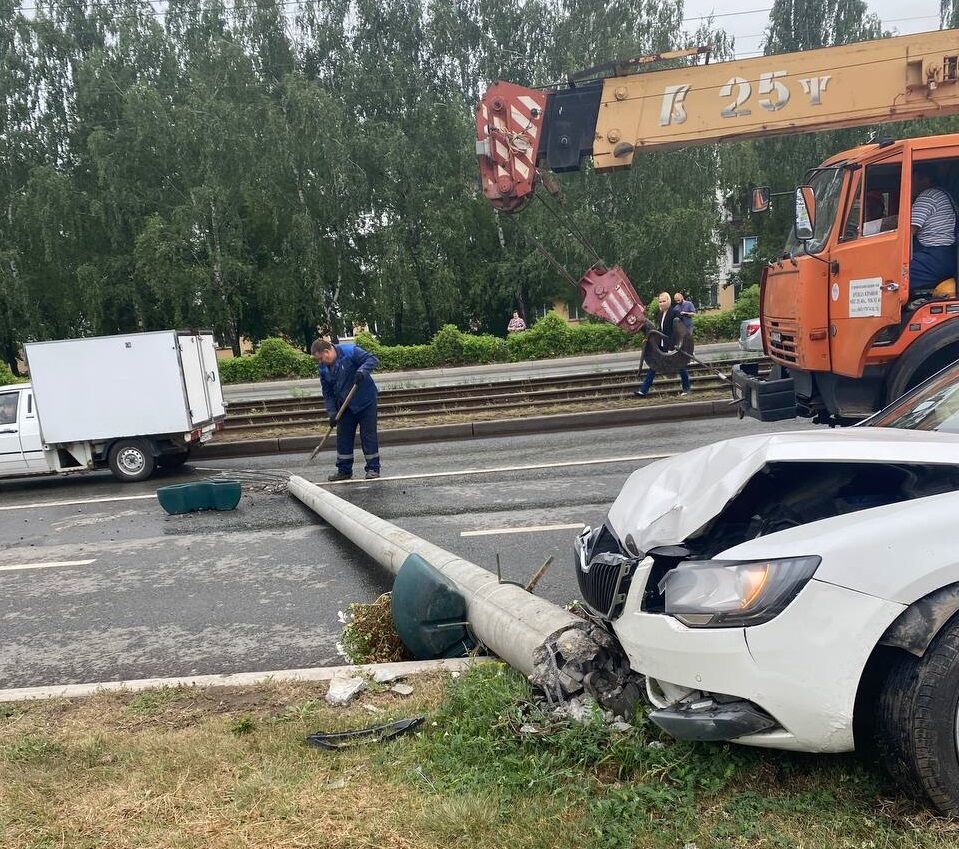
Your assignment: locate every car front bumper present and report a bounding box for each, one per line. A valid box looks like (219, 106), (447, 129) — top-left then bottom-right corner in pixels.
(613, 558), (905, 752)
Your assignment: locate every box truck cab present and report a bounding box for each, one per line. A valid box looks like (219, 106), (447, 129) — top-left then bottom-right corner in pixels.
(0, 331), (225, 483)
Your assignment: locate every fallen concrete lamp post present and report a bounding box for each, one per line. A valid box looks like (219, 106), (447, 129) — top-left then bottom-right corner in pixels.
(288, 475), (642, 714)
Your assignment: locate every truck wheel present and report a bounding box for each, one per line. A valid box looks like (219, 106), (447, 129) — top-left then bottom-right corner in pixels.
(875, 617), (959, 815)
(108, 439), (156, 482)
(157, 451), (190, 470)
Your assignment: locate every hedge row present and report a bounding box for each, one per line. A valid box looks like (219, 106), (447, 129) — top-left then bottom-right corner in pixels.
(217, 286), (759, 384)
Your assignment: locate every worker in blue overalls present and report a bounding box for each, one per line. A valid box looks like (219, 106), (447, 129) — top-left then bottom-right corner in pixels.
(311, 338), (381, 482)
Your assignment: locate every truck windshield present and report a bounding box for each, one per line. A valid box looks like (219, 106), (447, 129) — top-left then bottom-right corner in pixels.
(785, 166), (846, 255)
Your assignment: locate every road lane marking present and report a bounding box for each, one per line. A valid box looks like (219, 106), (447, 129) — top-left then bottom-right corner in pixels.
(0, 494), (155, 512)
(0, 658), (477, 702)
(461, 522), (585, 537)
(313, 453), (674, 486)
(2, 452), (673, 513)
(0, 559), (96, 572)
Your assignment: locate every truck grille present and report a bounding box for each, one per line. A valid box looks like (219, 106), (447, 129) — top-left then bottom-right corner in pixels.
(767, 319), (798, 363)
(575, 552), (634, 620)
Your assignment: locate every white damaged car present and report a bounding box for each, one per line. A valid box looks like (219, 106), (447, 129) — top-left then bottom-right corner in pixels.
(575, 361), (959, 814)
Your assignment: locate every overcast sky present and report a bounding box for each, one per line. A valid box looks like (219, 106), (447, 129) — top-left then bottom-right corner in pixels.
(680, 0), (942, 58)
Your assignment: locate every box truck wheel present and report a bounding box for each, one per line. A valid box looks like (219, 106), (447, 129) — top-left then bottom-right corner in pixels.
(108, 439), (156, 482)
(158, 451), (190, 470)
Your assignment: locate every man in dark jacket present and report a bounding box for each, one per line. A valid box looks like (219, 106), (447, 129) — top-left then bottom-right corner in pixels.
(633, 292), (691, 397)
(312, 338), (381, 482)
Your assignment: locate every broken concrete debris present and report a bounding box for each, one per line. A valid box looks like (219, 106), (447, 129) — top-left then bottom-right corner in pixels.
(390, 683), (414, 696)
(372, 668), (404, 684)
(326, 675), (365, 706)
(530, 622), (643, 719)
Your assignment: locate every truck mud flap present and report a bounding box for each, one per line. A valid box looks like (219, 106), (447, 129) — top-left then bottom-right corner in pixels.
(732, 362), (796, 422)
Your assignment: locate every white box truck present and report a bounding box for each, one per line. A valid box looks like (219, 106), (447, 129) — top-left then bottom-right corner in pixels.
(0, 330), (226, 483)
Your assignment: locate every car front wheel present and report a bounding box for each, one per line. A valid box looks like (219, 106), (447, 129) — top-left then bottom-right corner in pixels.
(876, 615), (959, 815)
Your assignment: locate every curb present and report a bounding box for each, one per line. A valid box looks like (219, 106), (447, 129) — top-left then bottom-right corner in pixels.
(0, 658), (477, 702)
(194, 398), (737, 460)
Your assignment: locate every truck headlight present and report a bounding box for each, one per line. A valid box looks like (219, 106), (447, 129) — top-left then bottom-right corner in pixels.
(659, 556), (821, 627)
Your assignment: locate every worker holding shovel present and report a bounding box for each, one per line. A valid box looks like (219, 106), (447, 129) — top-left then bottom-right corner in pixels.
(311, 339), (381, 481)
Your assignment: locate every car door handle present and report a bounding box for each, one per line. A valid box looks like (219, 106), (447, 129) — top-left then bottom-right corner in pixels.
(0, 428), (17, 434)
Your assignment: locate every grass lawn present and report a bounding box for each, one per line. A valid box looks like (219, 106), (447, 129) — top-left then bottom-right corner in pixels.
(2, 664), (957, 849)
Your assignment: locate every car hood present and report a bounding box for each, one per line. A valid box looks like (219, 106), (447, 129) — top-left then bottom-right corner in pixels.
(607, 426), (959, 554)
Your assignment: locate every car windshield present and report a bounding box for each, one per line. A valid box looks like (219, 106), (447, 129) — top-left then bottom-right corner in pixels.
(785, 166), (846, 256)
(864, 362), (959, 433)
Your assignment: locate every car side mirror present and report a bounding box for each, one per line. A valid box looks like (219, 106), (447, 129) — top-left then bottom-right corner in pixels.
(794, 185), (816, 241)
(750, 186), (770, 214)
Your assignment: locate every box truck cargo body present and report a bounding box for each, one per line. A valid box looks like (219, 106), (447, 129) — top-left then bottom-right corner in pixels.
(0, 331), (225, 482)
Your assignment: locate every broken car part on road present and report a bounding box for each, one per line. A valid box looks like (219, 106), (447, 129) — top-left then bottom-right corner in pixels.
(287, 475), (642, 715)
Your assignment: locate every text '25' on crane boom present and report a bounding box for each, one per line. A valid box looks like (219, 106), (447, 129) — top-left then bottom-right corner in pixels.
(477, 29), (959, 424)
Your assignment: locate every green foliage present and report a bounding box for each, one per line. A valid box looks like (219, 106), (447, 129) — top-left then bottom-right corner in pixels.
(399, 664), (757, 825)
(221, 293), (762, 381)
(506, 312), (575, 361)
(0, 363), (25, 386)
(4, 0), (933, 371)
(393, 663), (908, 849)
(218, 338), (315, 384)
(693, 285), (760, 342)
(128, 688), (180, 716)
(339, 592), (412, 664)
(229, 715), (256, 737)
(430, 324), (507, 366)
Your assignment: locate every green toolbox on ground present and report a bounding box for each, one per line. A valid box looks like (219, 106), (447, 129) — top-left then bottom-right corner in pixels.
(156, 480), (242, 515)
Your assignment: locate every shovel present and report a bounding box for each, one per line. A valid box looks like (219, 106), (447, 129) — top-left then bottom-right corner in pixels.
(308, 385), (358, 464)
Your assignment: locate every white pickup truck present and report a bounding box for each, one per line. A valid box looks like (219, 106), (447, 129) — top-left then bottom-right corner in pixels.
(0, 331), (226, 483)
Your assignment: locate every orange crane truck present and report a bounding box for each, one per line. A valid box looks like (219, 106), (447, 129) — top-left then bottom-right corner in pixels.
(476, 30), (959, 423)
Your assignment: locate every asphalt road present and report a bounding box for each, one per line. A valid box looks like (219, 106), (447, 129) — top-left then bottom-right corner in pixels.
(0, 414), (811, 690)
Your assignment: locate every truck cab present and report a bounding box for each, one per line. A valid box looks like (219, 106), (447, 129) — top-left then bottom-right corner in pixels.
(735, 134), (959, 423)
(0, 384), (45, 478)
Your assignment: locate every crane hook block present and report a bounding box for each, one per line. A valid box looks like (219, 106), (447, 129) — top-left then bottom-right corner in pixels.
(476, 82), (548, 212)
(579, 266), (648, 334)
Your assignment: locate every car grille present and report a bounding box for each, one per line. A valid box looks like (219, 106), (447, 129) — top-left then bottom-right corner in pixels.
(767, 319), (798, 363)
(575, 552), (634, 620)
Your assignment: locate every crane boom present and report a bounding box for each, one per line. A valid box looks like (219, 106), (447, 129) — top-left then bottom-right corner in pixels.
(477, 29), (959, 212)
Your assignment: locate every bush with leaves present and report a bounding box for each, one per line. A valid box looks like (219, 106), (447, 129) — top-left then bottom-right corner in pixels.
(571, 320), (631, 354)
(692, 285), (760, 343)
(218, 337), (315, 384)
(506, 312), (576, 361)
(0, 364), (24, 386)
(219, 295), (756, 384)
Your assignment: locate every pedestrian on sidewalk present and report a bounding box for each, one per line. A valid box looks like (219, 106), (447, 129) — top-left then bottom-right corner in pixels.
(507, 310), (527, 333)
(312, 338), (381, 482)
(634, 292), (691, 398)
(674, 291), (697, 332)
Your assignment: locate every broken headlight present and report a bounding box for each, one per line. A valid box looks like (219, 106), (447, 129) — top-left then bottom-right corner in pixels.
(659, 556), (821, 628)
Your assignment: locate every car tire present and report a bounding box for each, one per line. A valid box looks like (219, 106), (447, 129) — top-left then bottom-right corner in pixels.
(875, 617), (959, 815)
(157, 451), (190, 470)
(107, 439), (156, 483)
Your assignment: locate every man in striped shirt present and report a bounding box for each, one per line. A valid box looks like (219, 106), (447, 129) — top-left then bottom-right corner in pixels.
(910, 165), (957, 292)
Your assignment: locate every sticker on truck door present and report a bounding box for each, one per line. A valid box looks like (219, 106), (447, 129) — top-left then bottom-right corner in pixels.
(849, 277), (882, 317)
